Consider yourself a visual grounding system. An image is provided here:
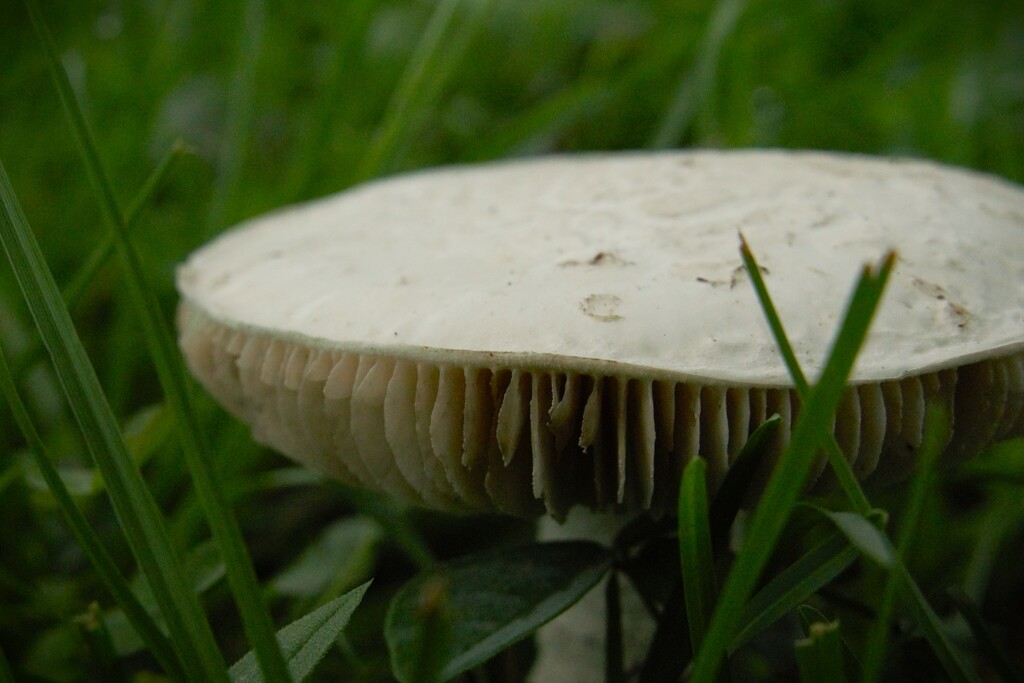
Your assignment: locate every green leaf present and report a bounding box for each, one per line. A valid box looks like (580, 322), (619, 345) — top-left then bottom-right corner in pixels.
(679, 457), (717, 653)
(795, 620), (847, 683)
(121, 404), (175, 467)
(183, 540), (229, 595)
(230, 581), (371, 683)
(963, 486), (1024, 601)
(730, 531), (858, 652)
(402, 574), (454, 683)
(385, 542), (613, 682)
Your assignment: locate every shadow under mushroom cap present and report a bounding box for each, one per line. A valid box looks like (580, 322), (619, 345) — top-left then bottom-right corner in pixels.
(177, 149), (1024, 518)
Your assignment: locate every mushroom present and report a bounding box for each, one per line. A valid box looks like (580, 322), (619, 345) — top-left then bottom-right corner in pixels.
(176, 150), (1024, 680)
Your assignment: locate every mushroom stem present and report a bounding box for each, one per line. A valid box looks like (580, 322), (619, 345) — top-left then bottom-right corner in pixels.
(533, 509), (656, 683)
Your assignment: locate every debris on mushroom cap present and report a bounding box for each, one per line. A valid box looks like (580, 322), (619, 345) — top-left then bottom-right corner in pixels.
(176, 150), (1024, 518)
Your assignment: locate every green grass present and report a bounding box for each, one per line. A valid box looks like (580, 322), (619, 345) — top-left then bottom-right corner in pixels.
(1, 1), (1023, 681)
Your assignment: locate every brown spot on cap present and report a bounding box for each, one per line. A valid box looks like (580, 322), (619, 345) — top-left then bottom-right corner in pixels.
(580, 294), (623, 322)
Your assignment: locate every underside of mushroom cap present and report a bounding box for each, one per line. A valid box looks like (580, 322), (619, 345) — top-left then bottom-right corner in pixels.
(176, 150), (1024, 517)
(178, 304), (1024, 518)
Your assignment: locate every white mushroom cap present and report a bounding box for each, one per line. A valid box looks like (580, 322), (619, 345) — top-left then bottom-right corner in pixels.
(177, 150), (1024, 518)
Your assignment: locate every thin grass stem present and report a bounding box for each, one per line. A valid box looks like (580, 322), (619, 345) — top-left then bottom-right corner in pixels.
(795, 620), (848, 683)
(0, 145), (226, 683)
(354, 0), (493, 182)
(729, 531), (858, 653)
(22, 2), (291, 679)
(206, 0), (265, 235)
(947, 587), (1024, 682)
(739, 234), (872, 515)
(0, 645), (14, 683)
(66, 139), (189, 307)
(648, 0), (747, 148)
(0, 343), (185, 680)
(897, 565), (977, 683)
(12, 141), (187, 383)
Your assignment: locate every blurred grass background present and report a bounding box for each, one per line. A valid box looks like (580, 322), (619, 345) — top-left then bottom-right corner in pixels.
(0, 0), (1022, 680)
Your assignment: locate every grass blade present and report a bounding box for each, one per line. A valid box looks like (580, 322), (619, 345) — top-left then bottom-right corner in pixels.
(862, 403), (976, 683)
(283, 2), (377, 199)
(0, 344), (184, 679)
(799, 606), (863, 679)
(730, 531), (858, 653)
(23, 2), (291, 679)
(0, 150), (225, 682)
(795, 620), (848, 683)
(0, 645), (14, 683)
(465, 80), (615, 161)
(739, 235), (872, 515)
(74, 603), (131, 683)
(741, 237), (977, 682)
(354, 0), (494, 181)
(963, 485), (1024, 602)
(947, 587), (1024, 683)
(689, 251), (895, 683)
(62, 140), (189, 309)
(679, 457), (718, 654)
(207, 0), (265, 235)
(12, 140), (187, 383)
(648, 0), (748, 147)
(897, 567), (977, 683)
